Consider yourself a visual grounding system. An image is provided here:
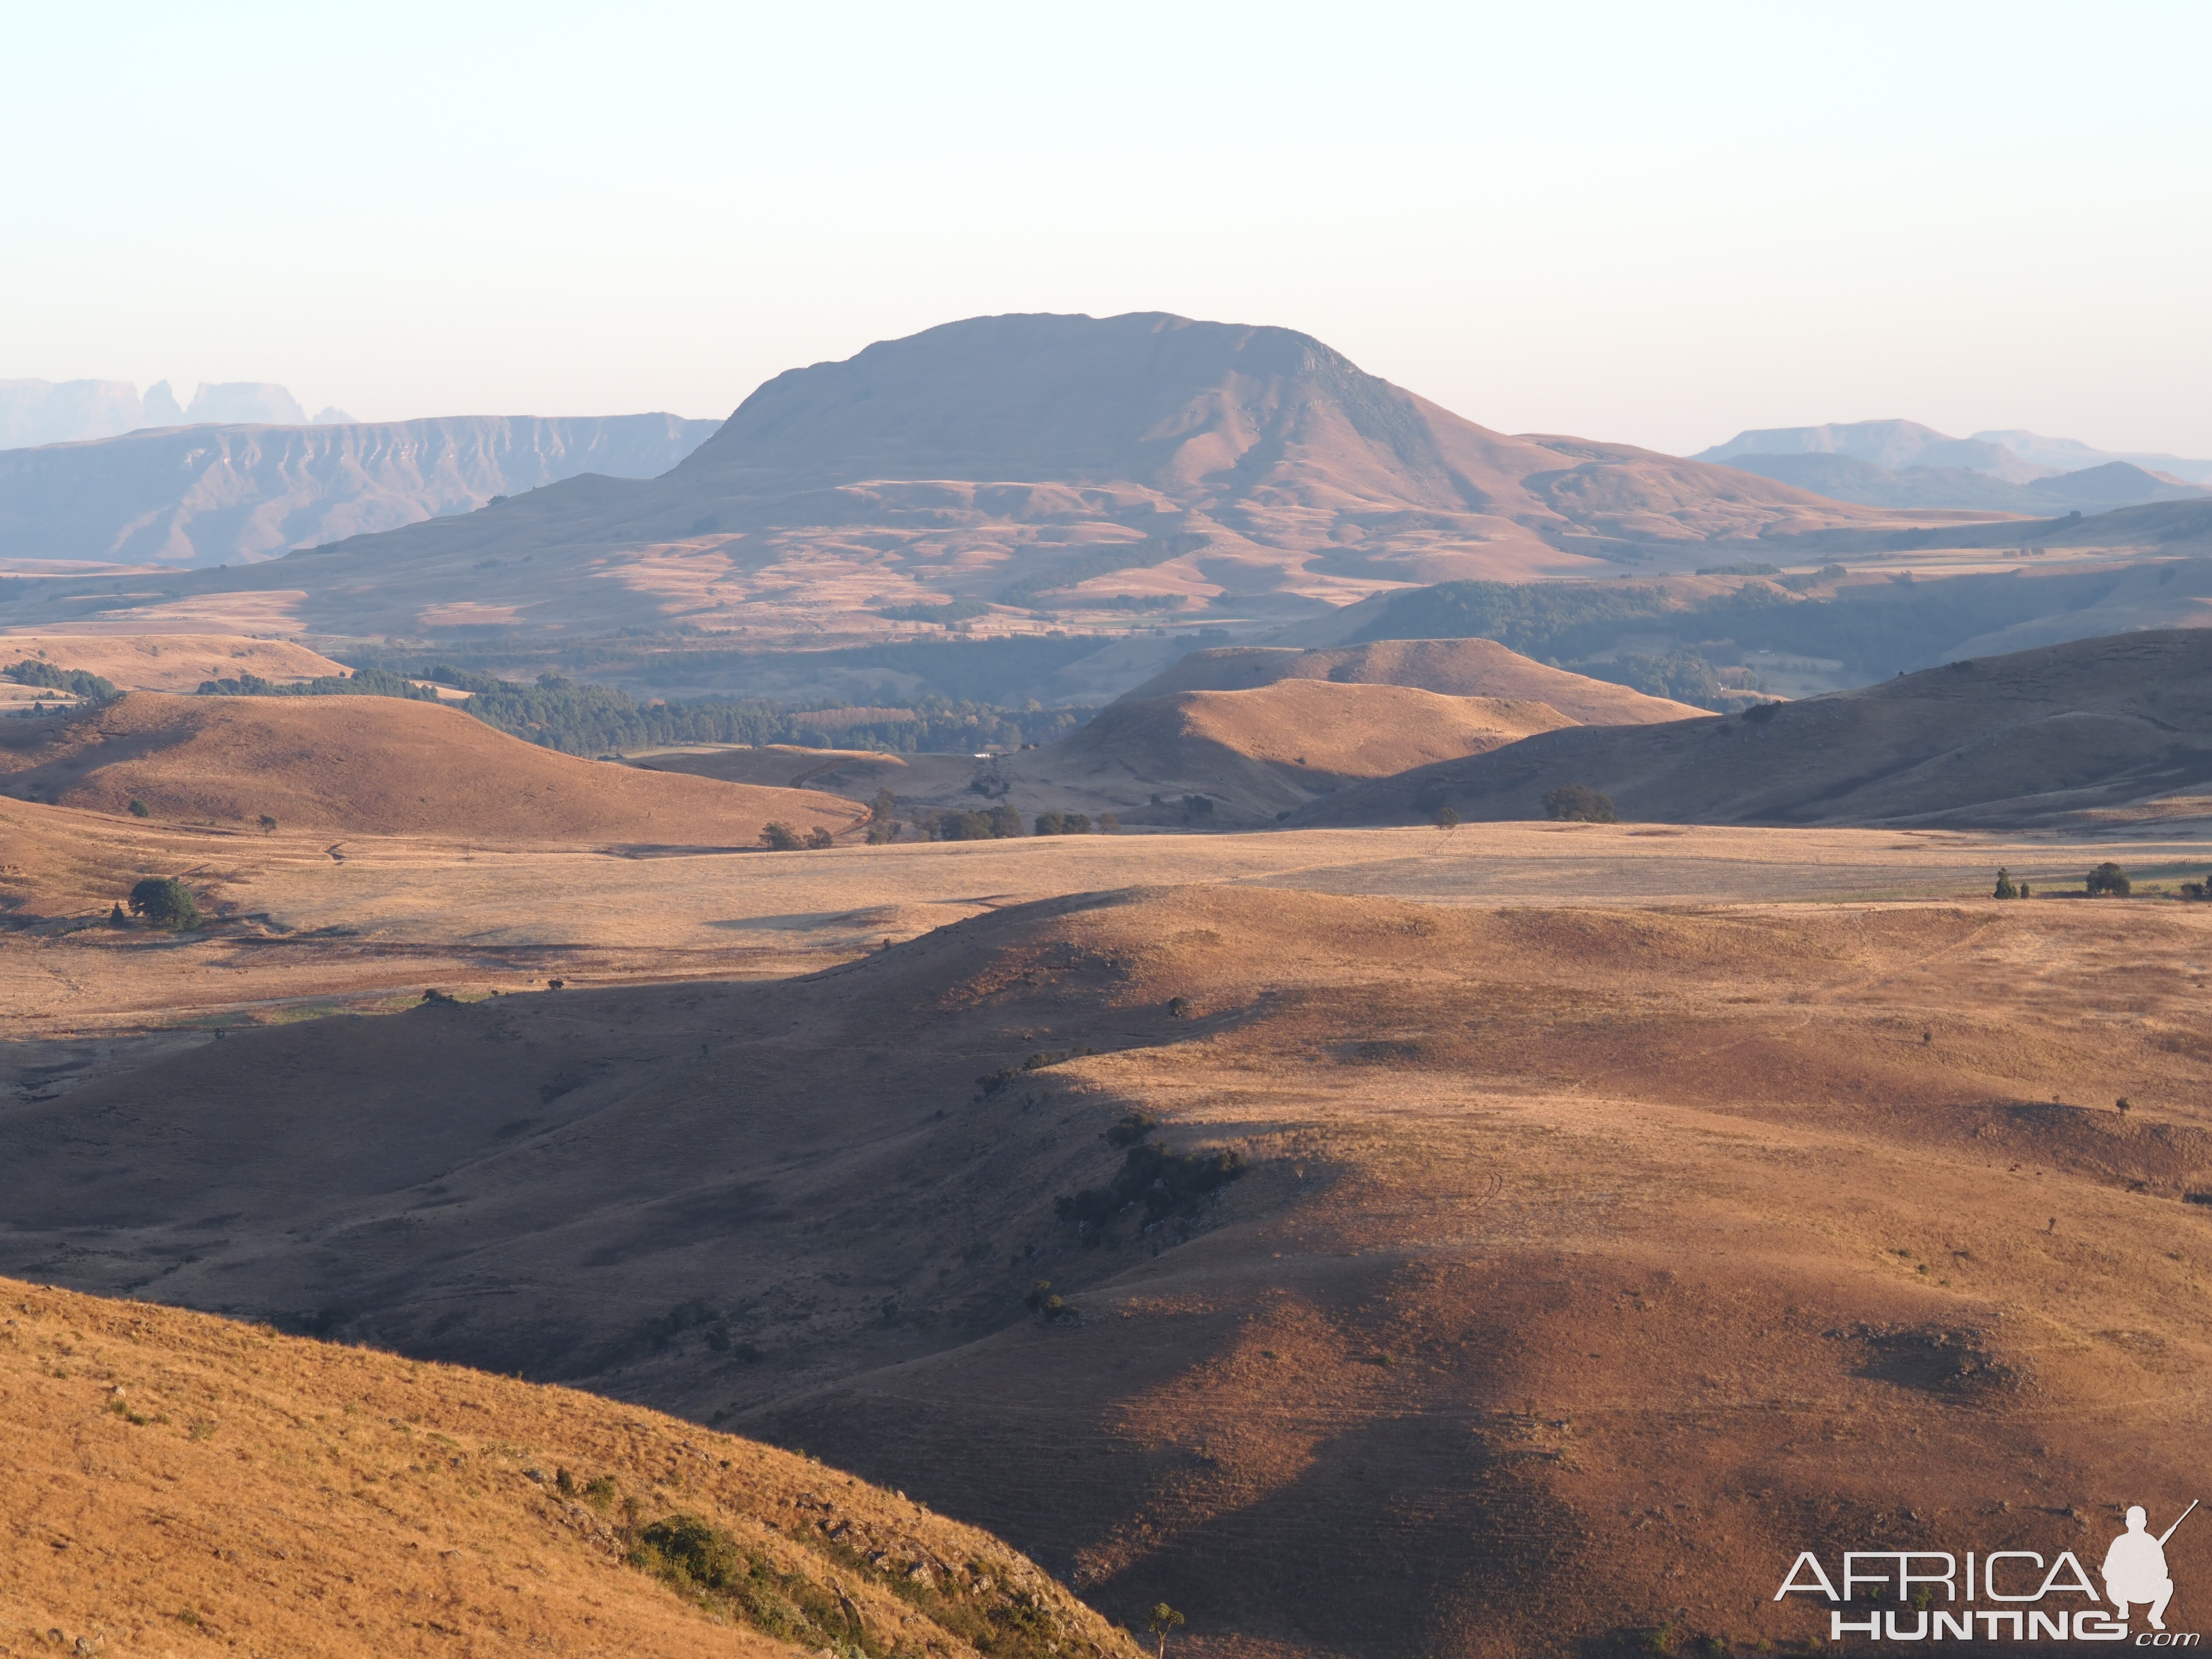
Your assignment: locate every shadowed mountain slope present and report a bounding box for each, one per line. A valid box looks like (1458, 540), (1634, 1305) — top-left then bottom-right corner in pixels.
(1116, 637), (1704, 723)
(0, 692), (861, 844)
(1, 1276), (1137, 1659)
(1298, 628), (2212, 830)
(0, 315), (1997, 641)
(5, 885), (2211, 1654)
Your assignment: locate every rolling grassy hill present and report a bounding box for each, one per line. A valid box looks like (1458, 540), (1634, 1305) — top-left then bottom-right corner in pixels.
(0, 692), (862, 844)
(0, 1275), (1138, 1659)
(1297, 628), (2212, 831)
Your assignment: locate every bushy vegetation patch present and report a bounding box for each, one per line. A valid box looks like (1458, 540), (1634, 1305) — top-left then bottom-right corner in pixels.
(2086, 861), (2133, 896)
(1543, 784), (1617, 823)
(631, 1514), (876, 1657)
(2, 660), (118, 700)
(126, 876), (201, 930)
(1054, 1128), (1246, 1230)
(196, 664), (1090, 757)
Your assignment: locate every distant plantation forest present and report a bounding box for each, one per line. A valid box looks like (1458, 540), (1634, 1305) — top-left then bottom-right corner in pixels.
(194, 665), (1092, 756)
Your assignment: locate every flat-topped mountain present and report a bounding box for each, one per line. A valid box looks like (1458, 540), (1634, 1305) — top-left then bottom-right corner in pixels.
(0, 314), (2002, 641)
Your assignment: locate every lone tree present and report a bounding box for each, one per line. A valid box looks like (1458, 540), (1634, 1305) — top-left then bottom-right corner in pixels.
(759, 821), (801, 851)
(1433, 807), (1462, 831)
(2086, 861), (2132, 897)
(803, 826), (834, 850)
(1149, 1603), (1186, 1659)
(1992, 867), (2018, 900)
(1542, 784), (1617, 823)
(258, 814), (277, 835)
(126, 877), (200, 931)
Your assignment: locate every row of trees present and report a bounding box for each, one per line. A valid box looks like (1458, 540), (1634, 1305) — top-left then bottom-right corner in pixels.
(196, 665), (1091, 757)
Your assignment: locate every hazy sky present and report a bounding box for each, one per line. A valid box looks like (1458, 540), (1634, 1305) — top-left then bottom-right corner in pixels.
(8, 2), (2209, 457)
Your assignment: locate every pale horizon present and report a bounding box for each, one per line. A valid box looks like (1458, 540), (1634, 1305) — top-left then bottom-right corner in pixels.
(8, 2), (2210, 458)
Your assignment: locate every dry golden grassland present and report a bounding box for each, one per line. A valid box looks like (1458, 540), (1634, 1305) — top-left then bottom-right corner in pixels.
(0, 1278), (1142, 1659)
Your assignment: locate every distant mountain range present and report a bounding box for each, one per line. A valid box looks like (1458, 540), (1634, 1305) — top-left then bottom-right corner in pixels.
(0, 312), (1990, 639)
(1695, 418), (2212, 511)
(0, 415), (720, 567)
(0, 379), (356, 447)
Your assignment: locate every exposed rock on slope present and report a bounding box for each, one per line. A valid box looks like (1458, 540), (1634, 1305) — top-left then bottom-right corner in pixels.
(1117, 637), (1704, 723)
(0, 413), (718, 567)
(0, 692), (861, 844)
(1298, 627), (2212, 830)
(0, 314), (1997, 640)
(1, 1276), (1134, 1659)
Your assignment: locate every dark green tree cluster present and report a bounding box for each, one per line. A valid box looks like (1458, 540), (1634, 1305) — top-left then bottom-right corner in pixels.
(196, 663), (1090, 757)
(125, 876), (200, 930)
(1991, 867), (2033, 899)
(1542, 784), (1617, 823)
(1054, 1123), (1247, 1232)
(3, 660), (119, 700)
(915, 804), (1024, 841)
(1034, 812), (1092, 835)
(2086, 862), (2132, 896)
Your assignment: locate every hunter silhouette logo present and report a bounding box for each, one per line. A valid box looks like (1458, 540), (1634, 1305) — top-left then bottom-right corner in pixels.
(1775, 1500), (2200, 1644)
(2108, 1502), (2195, 1632)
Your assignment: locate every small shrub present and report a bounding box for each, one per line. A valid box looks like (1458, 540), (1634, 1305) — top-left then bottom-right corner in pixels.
(1105, 1112), (1159, 1148)
(127, 798), (150, 818)
(1542, 784), (1616, 823)
(581, 1474), (618, 1510)
(803, 826), (834, 850)
(107, 902), (128, 927)
(2086, 861), (2132, 897)
(126, 877), (200, 930)
(1432, 807), (1461, 830)
(1166, 995), (1192, 1018)
(760, 821), (801, 850)
(258, 814), (277, 834)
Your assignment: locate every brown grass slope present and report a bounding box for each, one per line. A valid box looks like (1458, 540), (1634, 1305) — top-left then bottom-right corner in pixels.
(0, 632), (349, 690)
(1117, 638), (1704, 723)
(0, 315), (2003, 642)
(0, 693), (862, 844)
(0, 1278), (1138, 1659)
(1020, 679), (1573, 825)
(8, 885), (2212, 1654)
(1301, 626), (2212, 830)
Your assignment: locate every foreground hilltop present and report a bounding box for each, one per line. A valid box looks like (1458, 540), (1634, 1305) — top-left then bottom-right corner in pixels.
(0, 313), (2001, 641)
(7, 882), (2211, 1653)
(0, 692), (860, 844)
(0, 1275), (1137, 1659)
(1299, 626), (2212, 830)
